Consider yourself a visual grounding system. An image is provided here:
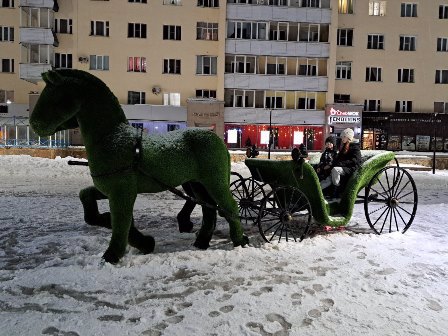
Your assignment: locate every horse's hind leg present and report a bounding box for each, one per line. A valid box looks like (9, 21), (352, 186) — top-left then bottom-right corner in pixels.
(79, 186), (111, 228)
(128, 218), (155, 255)
(203, 184), (248, 248)
(177, 183), (196, 233)
(187, 182), (216, 249)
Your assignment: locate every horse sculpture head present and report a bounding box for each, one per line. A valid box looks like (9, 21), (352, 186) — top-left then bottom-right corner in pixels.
(30, 69), (119, 136)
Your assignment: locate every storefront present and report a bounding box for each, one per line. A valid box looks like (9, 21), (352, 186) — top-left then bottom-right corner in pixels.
(224, 124), (324, 151)
(362, 112), (448, 152)
(325, 103), (363, 141)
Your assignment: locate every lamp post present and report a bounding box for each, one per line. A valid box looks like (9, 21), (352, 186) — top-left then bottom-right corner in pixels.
(268, 109), (272, 159)
(432, 112), (438, 174)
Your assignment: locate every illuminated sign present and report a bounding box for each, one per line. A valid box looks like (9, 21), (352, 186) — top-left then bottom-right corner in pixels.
(328, 107), (361, 124)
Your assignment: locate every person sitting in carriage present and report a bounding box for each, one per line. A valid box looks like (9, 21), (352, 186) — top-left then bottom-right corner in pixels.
(320, 128), (361, 198)
(315, 136), (337, 181)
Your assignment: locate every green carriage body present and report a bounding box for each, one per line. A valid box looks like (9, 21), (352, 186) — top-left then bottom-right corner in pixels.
(245, 151), (396, 228)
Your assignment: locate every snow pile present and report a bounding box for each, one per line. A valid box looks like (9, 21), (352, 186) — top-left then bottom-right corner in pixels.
(0, 155), (447, 336)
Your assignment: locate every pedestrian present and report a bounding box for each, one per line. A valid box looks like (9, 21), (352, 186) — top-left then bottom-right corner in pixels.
(320, 128), (361, 199)
(315, 136), (337, 181)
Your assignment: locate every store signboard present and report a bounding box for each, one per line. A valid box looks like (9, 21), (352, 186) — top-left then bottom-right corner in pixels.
(327, 108), (361, 124)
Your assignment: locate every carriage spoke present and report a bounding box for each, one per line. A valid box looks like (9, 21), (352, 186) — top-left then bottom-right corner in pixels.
(379, 207), (391, 234)
(368, 204), (388, 215)
(396, 204), (413, 217)
(394, 180), (411, 199)
(392, 171), (405, 198)
(392, 208), (400, 232)
(371, 206), (389, 228)
(396, 188), (414, 200)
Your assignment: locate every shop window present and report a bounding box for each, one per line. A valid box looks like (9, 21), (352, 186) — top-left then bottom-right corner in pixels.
(398, 68), (414, 83)
(365, 67), (382, 82)
(367, 34), (384, 49)
(337, 29), (353, 46)
(401, 3), (417, 17)
(167, 124), (180, 132)
(395, 100), (412, 112)
(369, 1), (386, 16)
(364, 99), (381, 111)
(434, 102), (448, 113)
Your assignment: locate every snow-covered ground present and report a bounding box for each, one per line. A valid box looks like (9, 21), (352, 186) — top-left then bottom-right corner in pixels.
(0, 155), (447, 336)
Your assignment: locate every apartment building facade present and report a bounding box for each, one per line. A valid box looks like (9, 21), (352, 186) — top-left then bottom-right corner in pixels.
(1, 0), (448, 151)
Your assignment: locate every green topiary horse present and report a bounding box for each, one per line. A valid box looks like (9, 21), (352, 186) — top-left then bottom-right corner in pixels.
(30, 69), (248, 263)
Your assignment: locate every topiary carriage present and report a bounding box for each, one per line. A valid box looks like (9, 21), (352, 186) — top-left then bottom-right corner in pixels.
(230, 150), (418, 242)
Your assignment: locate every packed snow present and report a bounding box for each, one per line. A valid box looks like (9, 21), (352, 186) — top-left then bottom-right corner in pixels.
(0, 155), (447, 336)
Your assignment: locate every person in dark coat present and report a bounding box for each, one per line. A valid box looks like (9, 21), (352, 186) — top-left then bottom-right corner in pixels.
(315, 136), (337, 181)
(320, 128), (361, 194)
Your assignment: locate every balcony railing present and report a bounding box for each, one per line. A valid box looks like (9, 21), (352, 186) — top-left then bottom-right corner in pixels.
(19, 0), (55, 9)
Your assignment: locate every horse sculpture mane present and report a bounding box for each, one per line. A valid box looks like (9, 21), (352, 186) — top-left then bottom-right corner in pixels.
(30, 69), (248, 263)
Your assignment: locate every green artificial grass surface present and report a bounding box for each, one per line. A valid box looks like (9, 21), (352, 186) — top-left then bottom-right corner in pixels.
(245, 150), (395, 227)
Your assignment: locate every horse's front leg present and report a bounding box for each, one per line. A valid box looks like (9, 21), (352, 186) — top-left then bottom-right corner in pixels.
(102, 187), (137, 264)
(79, 186), (111, 228)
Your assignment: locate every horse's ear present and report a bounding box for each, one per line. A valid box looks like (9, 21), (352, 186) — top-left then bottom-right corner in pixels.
(43, 70), (64, 86)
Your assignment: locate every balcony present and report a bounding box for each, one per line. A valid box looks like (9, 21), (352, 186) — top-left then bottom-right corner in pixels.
(227, 3), (331, 23)
(225, 73), (328, 91)
(19, 0), (55, 9)
(20, 27), (56, 45)
(226, 39), (329, 57)
(19, 63), (52, 83)
(224, 107), (325, 125)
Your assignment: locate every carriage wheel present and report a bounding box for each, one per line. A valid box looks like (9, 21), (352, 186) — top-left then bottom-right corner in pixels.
(257, 186), (312, 243)
(364, 166), (418, 234)
(230, 177), (266, 225)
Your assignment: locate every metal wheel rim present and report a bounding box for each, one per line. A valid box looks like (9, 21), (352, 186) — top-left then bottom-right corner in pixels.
(230, 177), (266, 225)
(257, 186), (312, 243)
(364, 166), (418, 234)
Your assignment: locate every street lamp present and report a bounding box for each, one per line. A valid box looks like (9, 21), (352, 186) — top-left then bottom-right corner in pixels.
(432, 112), (438, 174)
(268, 109), (272, 159)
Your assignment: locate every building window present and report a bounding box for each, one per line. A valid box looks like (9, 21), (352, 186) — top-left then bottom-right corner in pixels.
(299, 64), (317, 76)
(90, 21), (109, 37)
(364, 99), (381, 111)
(366, 67), (382, 81)
(401, 3), (417, 17)
(399, 36), (416, 51)
(128, 57), (146, 72)
(197, 0), (219, 7)
(196, 89), (216, 98)
(163, 25), (181, 40)
(129, 0), (147, 3)
(302, 0), (320, 8)
(434, 102), (448, 113)
(435, 70), (448, 84)
(334, 94), (351, 103)
(336, 61), (352, 79)
(367, 34), (384, 49)
(398, 68), (414, 83)
(337, 29), (353, 46)
(0, 26), (14, 42)
(163, 93), (181, 106)
(163, 0), (182, 4)
(0, 90), (14, 104)
(437, 38), (448, 52)
(197, 56), (217, 75)
(265, 95), (284, 109)
(369, 1), (386, 16)
(197, 22), (218, 40)
(439, 5), (448, 19)
(0, 0), (14, 8)
(128, 91), (145, 104)
(338, 0), (353, 14)
(298, 97), (316, 109)
(395, 101), (412, 112)
(163, 59), (181, 74)
(227, 21), (267, 40)
(89, 55), (109, 70)
(128, 23), (147, 38)
(55, 19), (73, 34)
(55, 53), (73, 69)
